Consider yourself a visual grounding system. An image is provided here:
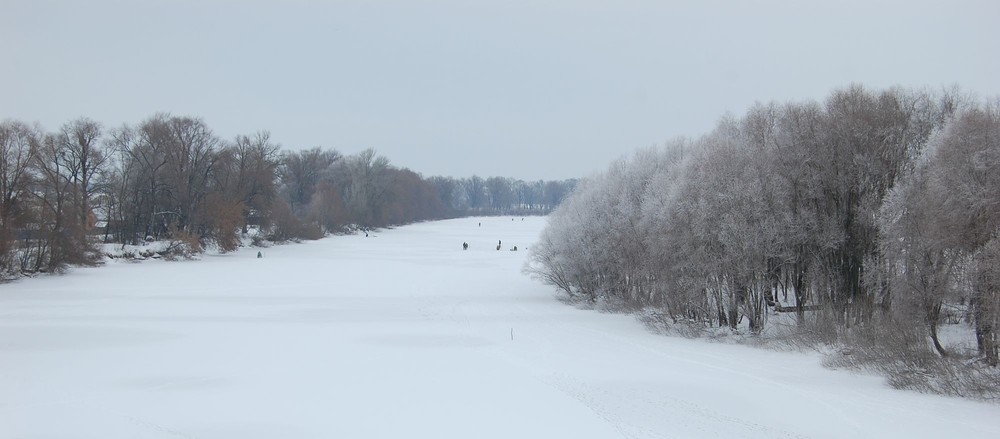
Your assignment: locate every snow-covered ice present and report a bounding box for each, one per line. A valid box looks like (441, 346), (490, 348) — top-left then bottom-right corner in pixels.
(1, 217), (997, 438)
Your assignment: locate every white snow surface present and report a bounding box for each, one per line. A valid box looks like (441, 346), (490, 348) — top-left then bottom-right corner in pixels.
(1, 217), (997, 438)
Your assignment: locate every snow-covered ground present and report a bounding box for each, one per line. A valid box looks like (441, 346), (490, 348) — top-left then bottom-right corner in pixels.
(1, 217), (997, 438)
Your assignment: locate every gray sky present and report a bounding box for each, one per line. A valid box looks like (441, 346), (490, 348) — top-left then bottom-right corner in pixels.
(3, 0), (998, 180)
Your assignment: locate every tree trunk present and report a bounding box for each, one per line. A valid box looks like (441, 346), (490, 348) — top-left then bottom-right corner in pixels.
(980, 325), (998, 367)
(794, 267), (806, 326)
(929, 323), (948, 358)
(925, 301), (948, 357)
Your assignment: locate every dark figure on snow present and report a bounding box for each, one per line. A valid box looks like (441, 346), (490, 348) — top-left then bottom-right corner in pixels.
(257, 251), (262, 258)
(513, 246), (517, 251)
(463, 242), (469, 250)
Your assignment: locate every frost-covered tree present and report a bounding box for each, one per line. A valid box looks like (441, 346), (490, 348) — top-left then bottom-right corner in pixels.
(880, 151), (962, 357)
(531, 85), (990, 346)
(531, 176), (608, 301)
(769, 101), (841, 323)
(920, 106), (1000, 365)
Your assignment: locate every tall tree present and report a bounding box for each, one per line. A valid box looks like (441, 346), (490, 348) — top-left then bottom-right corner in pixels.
(59, 118), (107, 234)
(344, 148), (393, 228)
(922, 106), (1000, 365)
(0, 121), (40, 273)
(225, 131), (281, 231)
(279, 147), (341, 213)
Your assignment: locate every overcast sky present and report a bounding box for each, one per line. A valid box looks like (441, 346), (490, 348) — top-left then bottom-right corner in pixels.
(2, 0), (998, 180)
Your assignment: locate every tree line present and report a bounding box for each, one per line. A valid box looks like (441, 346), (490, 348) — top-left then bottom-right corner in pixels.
(0, 113), (575, 276)
(530, 85), (1000, 368)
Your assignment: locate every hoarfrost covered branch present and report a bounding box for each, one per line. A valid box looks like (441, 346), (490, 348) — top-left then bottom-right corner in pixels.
(529, 86), (1000, 395)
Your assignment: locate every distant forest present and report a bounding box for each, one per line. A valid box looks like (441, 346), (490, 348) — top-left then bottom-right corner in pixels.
(0, 114), (576, 276)
(531, 85), (1000, 383)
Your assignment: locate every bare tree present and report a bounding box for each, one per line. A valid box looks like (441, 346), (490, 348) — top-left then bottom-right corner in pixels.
(31, 132), (93, 270)
(428, 176), (462, 213)
(464, 175), (487, 211)
(279, 147), (341, 213)
(485, 176), (514, 214)
(0, 121), (40, 274)
(344, 148), (393, 228)
(160, 116), (220, 233)
(224, 131), (280, 231)
(59, 118), (108, 234)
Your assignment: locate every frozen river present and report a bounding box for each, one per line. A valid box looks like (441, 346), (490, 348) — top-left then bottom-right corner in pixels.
(1, 216), (997, 438)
